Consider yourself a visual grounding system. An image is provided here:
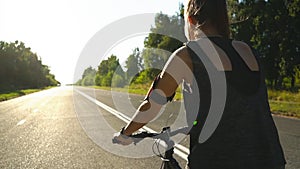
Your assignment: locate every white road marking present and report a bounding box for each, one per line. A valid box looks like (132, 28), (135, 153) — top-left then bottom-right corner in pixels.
(74, 88), (189, 161)
(17, 119), (26, 126)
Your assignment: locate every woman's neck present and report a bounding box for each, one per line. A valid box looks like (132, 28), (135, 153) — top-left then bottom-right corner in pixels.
(199, 22), (221, 37)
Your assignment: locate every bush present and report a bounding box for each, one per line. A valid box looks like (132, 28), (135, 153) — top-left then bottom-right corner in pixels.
(82, 75), (95, 86)
(112, 74), (125, 87)
(95, 74), (101, 86)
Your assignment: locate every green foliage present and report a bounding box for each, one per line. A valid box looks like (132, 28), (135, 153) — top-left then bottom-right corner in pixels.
(0, 87), (53, 102)
(0, 91), (25, 101)
(100, 72), (113, 86)
(79, 2), (299, 92)
(111, 74), (125, 87)
(75, 66), (96, 86)
(228, 0), (300, 89)
(0, 41), (59, 92)
(82, 66), (96, 79)
(268, 89), (300, 102)
(125, 48), (143, 83)
(95, 74), (101, 86)
(269, 101), (300, 118)
(78, 2), (299, 118)
(95, 55), (125, 87)
(144, 11), (186, 50)
(82, 75), (95, 86)
(78, 5), (186, 87)
(268, 87), (300, 117)
(141, 10), (186, 81)
(285, 0), (300, 17)
(133, 70), (150, 84)
(142, 48), (168, 71)
(82, 66), (96, 86)
(131, 69), (159, 85)
(75, 79), (82, 86)
(76, 56), (126, 87)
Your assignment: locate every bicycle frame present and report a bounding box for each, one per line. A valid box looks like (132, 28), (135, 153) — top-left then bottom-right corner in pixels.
(151, 127), (181, 169)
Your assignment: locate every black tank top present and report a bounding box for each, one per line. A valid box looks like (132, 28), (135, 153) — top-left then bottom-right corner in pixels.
(184, 37), (286, 169)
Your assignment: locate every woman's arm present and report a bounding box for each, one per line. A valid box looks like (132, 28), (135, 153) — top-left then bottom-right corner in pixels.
(122, 46), (192, 136)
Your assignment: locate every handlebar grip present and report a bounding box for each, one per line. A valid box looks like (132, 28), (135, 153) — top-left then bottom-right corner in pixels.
(112, 138), (120, 144)
(131, 131), (158, 138)
(112, 137), (141, 145)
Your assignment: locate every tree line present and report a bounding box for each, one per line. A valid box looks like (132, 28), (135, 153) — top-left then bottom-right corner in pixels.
(0, 41), (60, 92)
(77, 0), (299, 90)
(76, 9), (185, 87)
(228, 0), (299, 89)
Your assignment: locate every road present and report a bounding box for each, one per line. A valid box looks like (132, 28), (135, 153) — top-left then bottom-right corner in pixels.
(0, 87), (299, 169)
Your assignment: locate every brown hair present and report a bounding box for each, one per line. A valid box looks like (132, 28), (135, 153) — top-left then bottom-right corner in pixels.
(186, 0), (230, 38)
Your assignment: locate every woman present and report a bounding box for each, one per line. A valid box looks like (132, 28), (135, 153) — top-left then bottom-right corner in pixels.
(113, 0), (286, 168)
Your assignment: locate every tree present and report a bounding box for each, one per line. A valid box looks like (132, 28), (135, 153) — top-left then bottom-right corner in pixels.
(0, 41), (59, 92)
(141, 4), (186, 81)
(79, 66), (96, 86)
(95, 55), (125, 87)
(125, 48), (144, 83)
(228, 0), (300, 89)
(82, 66), (96, 80)
(78, 2), (300, 90)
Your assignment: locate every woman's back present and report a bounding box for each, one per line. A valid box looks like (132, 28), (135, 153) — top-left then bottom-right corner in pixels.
(184, 37), (286, 169)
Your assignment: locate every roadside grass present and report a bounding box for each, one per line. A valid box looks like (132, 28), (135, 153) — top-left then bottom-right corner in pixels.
(267, 89), (300, 102)
(268, 89), (300, 118)
(269, 101), (300, 118)
(0, 87), (53, 102)
(91, 85), (300, 118)
(92, 83), (183, 101)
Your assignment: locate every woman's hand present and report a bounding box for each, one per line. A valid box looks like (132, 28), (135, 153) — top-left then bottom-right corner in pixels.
(112, 131), (133, 146)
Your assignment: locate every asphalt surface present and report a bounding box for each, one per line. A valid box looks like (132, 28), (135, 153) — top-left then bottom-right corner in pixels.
(0, 86), (299, 169)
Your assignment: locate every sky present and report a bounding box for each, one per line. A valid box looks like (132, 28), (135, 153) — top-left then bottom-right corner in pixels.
(0, 0), (184, 84)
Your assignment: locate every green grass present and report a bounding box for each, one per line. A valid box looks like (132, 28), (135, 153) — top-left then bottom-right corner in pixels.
(267, 89), (300, 118)
(269, 101), (300, 118)
(92, 83), (183, 101)
(267, 89), (300, 102)
(0, 87), (53, 102)
(90, 85), (300, 118)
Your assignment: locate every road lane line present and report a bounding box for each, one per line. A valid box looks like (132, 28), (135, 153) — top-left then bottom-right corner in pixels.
(74, 88), (189, 161)
(17, 119), (26, 126)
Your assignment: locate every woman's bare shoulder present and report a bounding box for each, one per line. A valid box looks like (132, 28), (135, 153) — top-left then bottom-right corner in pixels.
(172, 45), (193, 67)
(232, 40), (259, 71)
(160, 45), (193, 84)
(232, 40), (252, 51)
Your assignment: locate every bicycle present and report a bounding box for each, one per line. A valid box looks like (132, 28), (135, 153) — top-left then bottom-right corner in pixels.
(112, 126), (189, 169)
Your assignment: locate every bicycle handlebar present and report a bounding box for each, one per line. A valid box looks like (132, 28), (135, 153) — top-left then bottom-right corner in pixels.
(112, 126), (189, 145)
(112, 126), (189, 169)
